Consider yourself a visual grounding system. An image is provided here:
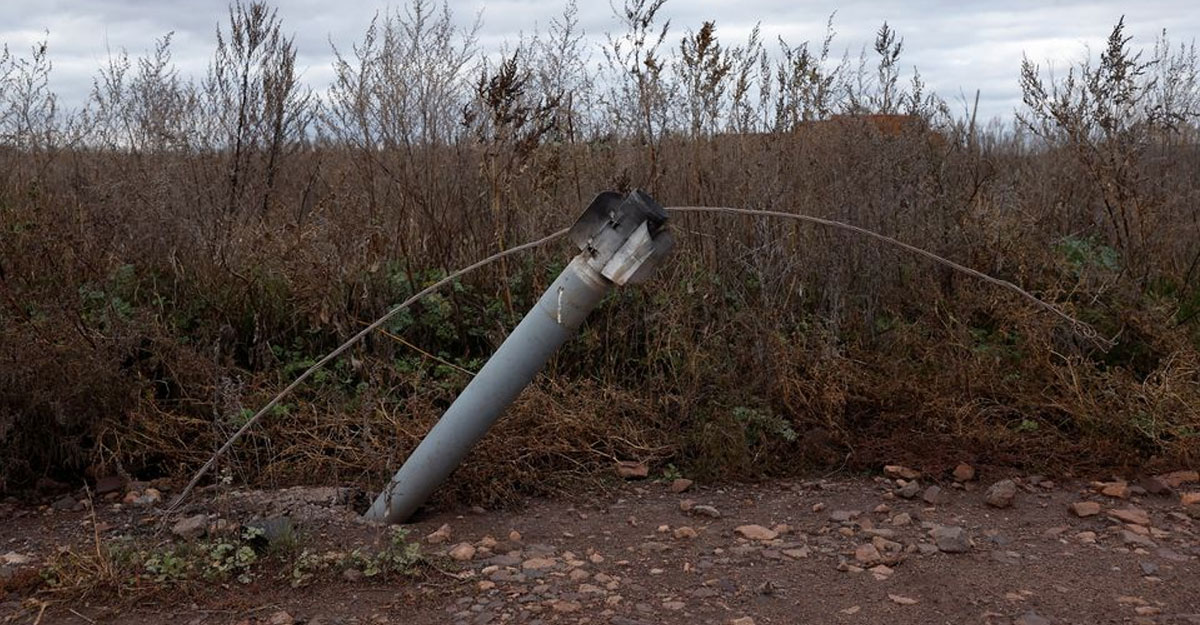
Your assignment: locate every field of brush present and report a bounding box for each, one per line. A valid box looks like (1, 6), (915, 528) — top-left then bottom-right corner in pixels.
(1, 2), (1198, 504)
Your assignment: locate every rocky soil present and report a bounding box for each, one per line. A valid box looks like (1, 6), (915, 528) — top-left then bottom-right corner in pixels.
(2, 467), (1199, 624)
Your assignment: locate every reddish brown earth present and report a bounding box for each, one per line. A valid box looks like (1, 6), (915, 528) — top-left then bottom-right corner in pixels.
(2, 471), (1199, 625)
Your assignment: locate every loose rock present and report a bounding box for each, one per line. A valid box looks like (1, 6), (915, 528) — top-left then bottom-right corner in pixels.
(1138, 476), (1171, 495)
(426, 524), (452, 545)
(1109, 507), (1151, 526)
(1070, 501), (1102, 517)
(854, 543), (881, 564)
(551, 600), (581, 613)
(885, 465), (921, 480)
(1159, 470), (1199, 488)
(1016, 611), (1053, 625)
(673, 526), (698, 540)
(953, 463), (976, 482)
(829, 510), (860, 523)
(521, 557), (556, 570)
(51, 495), (77, 511)
(985, 479), (1018, 508)
(670, 479), (694, 493)
(931, 525), (971, 553)
(734, 525), (778, 541)
(617, 461), (649, 479)
(171, 514), (209, 540)
(1098, 481), (1130, 499)
(448, 542), (476, 561)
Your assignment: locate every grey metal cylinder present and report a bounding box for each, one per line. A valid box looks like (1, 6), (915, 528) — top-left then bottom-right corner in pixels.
(364, 256), (611, 523)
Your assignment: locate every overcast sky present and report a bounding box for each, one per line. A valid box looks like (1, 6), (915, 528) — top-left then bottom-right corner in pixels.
(1, 0), (1196, 122)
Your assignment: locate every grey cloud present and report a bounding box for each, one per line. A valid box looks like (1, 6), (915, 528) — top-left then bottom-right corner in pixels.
(1, 0), (1196, 121)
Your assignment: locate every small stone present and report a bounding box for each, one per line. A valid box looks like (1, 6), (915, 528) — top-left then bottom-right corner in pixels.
(953, 463), (976, 482)
(673, 526), (698, 540)
(1138, 476), (1171, 495)
(1109, 507), (1151, 526)
(1070, 501), (1102, 517)
(662, 601), (685, 611)
(2, 552), (33, 566)
(449, 542), (476, 561)
(670, 479), (694, 493)
(782, 547), (810, 559)
(691, 505), (722, 519)
(830, 510), (861, 523)
(616, 461), (649, 479)
(888, 593), (918, 605)
(1181, 492), (1200, 507)
(891, 512), (912, 526)
(811, 502), (826, 512)
(1159, 470), (1199, 488)
(551, 600), (581, 613)
(931, 525), (970, 553)
(1157, 547), (1188, 562)
(735, 525), (778, 541)
(1099, 481), (1130, 499)
(1139, 561), (1159, 575)
(426, 524), (452, 544)
(729, 618), (756, 625)
(922, 485), (945, 505)
(854, 543), (881, 564)
(985, 479), (1018, 508)
(1015, 611), (1052, 625)
(508, 530), (521, 543)
(342, 568), (363, 582)
(897, 481), (921, 499)
(884, 465), (921, 480)
(171, 514), (208, 540)
(1120, 530), (1156, 548)
(267, 612), (294, 625)
(477, 580), (496, 591)
(870, 564), (894, 580)
(841, 606), (861, 615)
(51, 495), (78, 511)
(1134, 606), (1161, 616)
(569, 568), (590, 581)
(873, 503), (891, 514)
(637, 541), (670, 553)
(521, 557), (556, 570)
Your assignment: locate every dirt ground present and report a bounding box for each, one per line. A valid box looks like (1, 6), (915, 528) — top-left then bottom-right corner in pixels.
(2, 469), (1199, 625)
